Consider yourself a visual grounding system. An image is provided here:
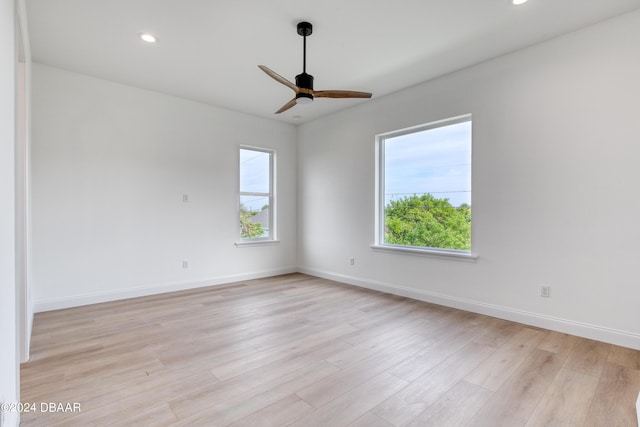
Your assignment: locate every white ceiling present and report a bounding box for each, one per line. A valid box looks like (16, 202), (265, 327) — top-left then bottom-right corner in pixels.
(26, 0), (640, 124)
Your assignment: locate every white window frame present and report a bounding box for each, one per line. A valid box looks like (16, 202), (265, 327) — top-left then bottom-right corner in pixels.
(236, 146), (278, 246)
(372, 114), (477, 261)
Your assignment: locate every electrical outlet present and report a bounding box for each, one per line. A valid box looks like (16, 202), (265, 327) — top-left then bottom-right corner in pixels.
(540, 285), (551, 298)
(182, 194), (189, 203)
(182, 260), (189, 269)
(349, 257), (355, 266)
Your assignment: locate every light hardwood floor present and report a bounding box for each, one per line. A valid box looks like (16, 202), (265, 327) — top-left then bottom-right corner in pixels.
(21, 273), (640, 426)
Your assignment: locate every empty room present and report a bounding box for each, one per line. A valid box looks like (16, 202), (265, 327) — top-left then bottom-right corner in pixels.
(2, 0), (640, 426)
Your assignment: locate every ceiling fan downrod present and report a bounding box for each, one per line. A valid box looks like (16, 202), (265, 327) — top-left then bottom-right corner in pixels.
(295, 22), (314, 103)
(297, 21), (312, 73)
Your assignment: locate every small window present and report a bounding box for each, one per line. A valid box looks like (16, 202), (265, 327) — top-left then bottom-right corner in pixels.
(239, 147), (274, 241)
(376, 115), (472, 254)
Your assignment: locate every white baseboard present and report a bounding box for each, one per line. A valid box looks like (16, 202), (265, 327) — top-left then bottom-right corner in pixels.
(33, 266), (297, 313)
(298, 266), (640, 351)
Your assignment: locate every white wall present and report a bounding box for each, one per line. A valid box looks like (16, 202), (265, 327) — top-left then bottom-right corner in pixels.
(0, 0), (19, 424)
(298, 10), (640, 349)
(31, 64), (297, 310)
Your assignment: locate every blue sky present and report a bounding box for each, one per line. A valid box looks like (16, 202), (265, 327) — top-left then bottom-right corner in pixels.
(384, 120), (471, 207)
(240, 148), (270, 211)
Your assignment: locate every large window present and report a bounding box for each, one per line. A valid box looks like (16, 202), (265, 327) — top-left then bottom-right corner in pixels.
(239, 147), (274, 241)
(376, 115), (472, 255)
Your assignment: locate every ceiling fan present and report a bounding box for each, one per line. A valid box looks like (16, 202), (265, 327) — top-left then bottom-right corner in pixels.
(259, 22), (373, 114)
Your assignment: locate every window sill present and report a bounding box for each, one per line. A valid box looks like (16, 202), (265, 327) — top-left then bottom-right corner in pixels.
(370, 244), (478, 262)
(235, 240), (280, 248)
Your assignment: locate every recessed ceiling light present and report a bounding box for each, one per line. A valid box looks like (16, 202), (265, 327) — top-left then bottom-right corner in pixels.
(138, 32), (158, 43)
(512, 0), (528, 4)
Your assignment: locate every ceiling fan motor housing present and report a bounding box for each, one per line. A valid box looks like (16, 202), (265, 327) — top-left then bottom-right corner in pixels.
(295, 72), (314, 103)
(295, 72), (314, 90)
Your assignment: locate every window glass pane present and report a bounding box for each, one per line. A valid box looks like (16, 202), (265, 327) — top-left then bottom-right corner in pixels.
(240, 195), (270, 239)
(240, 149), (270, 193)
(239, 146), (273, 241)
(383, 119), (471, 251)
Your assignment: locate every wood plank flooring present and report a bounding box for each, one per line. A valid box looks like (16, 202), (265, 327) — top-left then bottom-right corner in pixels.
(20, 273), (640, 426)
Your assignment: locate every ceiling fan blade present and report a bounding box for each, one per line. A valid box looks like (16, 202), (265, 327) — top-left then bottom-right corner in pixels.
(258, 65), (299, 93)
(275, 98), (298, 114)
(313, 90), (372, 99)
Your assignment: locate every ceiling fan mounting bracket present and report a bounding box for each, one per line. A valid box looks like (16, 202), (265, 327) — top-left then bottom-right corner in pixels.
(297, 22), (312, 37)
